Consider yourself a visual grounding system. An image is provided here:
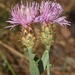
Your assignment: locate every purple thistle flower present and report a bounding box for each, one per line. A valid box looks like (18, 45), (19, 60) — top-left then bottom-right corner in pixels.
(36, 1), (71, 26)
(6, 1), (39, 29)
(6, 1), (71, 29)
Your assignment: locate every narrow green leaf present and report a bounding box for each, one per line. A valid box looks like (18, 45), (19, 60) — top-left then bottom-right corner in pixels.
(28, 48), (40, 75)
(30, 59), (40, 75)
(0, 51), (16, 75)
(41, 50), (49, 70)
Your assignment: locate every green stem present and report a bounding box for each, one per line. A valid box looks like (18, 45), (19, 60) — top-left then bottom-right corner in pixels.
(0, 51), (16, 75)
(47, 60), (50, 75)
(46, 46), (50, 75)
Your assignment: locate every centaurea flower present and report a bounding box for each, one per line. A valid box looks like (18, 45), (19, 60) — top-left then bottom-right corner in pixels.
(6, 2), (39, 29)
(6, 1), (71, 75)
(7, 1), (71, 29)
(36, 1), (71, 26)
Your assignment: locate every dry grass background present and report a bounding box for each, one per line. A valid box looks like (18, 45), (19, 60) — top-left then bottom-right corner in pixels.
(0, 0), (75, 75)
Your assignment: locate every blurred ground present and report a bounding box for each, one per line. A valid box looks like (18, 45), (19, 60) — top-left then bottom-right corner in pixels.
(0, 0), (75, 75)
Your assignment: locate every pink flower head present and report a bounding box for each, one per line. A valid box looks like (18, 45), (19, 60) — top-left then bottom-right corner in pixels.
(6, 1), (71, 29)
(6, 1), (39, 29)
(36, 1), (71, 26)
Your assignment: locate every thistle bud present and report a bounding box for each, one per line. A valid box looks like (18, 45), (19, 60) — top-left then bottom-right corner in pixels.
(41, 24), (56, 46)
(21, 27), (35, 48)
